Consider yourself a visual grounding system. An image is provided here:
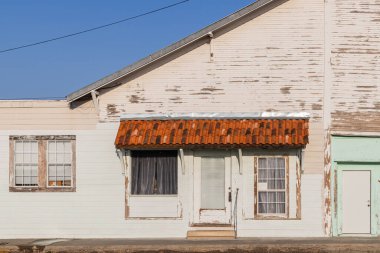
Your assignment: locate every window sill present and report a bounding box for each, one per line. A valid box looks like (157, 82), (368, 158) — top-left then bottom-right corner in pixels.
(9, 186), (76, 192)
(253, 215), (300, 220)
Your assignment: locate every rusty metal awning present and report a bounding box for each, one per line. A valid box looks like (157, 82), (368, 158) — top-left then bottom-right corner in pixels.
(114, 116), (309, 149)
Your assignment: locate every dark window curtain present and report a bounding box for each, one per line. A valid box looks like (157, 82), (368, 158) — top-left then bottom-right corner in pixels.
(131, 150), (177, 195)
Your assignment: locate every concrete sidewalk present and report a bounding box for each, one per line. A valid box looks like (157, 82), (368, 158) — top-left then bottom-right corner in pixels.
(1, 237), (380, 253)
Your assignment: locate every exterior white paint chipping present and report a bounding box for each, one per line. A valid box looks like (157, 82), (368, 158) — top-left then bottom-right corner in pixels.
(0, 0), (344, 238)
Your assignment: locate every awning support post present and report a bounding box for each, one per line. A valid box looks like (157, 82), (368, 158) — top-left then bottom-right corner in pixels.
(116, 149), (127, 175)
(179, 149), (185, 175)
(238, 149), (243, 175)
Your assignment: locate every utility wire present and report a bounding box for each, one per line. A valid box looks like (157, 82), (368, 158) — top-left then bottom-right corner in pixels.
(0, 0), (190, 54)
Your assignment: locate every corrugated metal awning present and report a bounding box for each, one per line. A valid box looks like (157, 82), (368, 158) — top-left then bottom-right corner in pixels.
(115, 118), (309, 149)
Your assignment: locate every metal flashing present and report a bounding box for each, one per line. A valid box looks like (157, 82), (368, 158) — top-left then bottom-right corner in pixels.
(120, 112), (310, 121)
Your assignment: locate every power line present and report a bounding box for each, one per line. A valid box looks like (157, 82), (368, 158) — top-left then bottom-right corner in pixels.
(0, 0), (190, 54)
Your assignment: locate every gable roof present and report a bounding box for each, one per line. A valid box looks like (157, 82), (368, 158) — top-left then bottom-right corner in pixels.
(66, 0), (281, 103)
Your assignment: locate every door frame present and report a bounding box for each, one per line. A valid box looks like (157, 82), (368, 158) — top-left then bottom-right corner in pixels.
(192, 150), (232, 225)
(334, 163), (380, 236)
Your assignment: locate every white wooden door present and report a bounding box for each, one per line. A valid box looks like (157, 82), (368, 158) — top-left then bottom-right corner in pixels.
(193, 151), (231, 224)
(342, 170), (371, 234)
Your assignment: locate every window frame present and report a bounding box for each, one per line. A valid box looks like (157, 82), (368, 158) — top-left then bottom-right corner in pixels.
(9, 135), (76, 192)
(254, 156), (289, 219)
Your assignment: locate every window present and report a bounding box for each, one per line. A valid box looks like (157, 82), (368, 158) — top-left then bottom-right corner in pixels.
(48, 141), (72, 187)
(256, 157), (287, 216)
(14, 141), (38, 186)
(9, 136), (76, 192)
(131, 150), (178, 195)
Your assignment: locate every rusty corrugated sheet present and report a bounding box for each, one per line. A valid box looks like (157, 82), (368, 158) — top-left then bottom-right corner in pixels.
(115, 119), (309, 148)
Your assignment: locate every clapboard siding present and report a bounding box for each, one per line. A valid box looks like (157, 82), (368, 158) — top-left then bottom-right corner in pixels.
(0, 100), (97, 130)
(330, 0), (380, 131)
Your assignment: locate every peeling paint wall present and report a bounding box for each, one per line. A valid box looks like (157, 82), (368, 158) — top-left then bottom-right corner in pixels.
(329, 0), (380, 132)
(97, 0), (325, 174)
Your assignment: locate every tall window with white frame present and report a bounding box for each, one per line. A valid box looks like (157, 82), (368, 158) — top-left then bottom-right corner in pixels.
(257, 157), (286, 215)
(47, 140), (72, 187)
(14, 141), (39, 187)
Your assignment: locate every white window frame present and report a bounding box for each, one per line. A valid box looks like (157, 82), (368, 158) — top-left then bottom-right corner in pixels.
(255, 156), (289, 219)
(47, 140), (73, 188)
(14, 140), (39, 188)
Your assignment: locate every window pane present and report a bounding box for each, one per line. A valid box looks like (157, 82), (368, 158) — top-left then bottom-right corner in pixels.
(23, 176), (31, 185)
(201, 157), (225, 209)
(64, 153), (72, 163)
(277, 203), (286, 213)
(258, 192), (267, 203)
(15, 165), (23, 176)
(64, 166), (71, 177)
(31, 166), (38, 176)
(15, 141), (23, 152)
(23, 154), (31, 163)
(31, 153), (38, 163)
(31, 177), (38, 185)
(268, 203), (276, 213)
(64, 141), (71, 152)
(31, 142), (38, 153)
(267, 180), (276, 190)
(48, 165), (56, 176)
(277, 192), (286, 202)
(56, 141), (64, 153)
(276, 158), (285, 169)
(258, 203), (267, 213)
(48, 141), (56, 153)
(24, 142), (31, 152)
(268, 158), (276, 169)
(56, 165), (64, 176)
(276, 180), (285, 190)
(56, 153), (64, 163)
(64, 178), (71, 186)
(24, 166), (32, 176)
(15, 154), (23, 163)
(48, 153), (56, 163)
(268, 192), (276, 202)
(15, 176), (23, 185)
(258, 158), (267, 169)
(268, 169), (276, 179)
(258, 169), (267, 182)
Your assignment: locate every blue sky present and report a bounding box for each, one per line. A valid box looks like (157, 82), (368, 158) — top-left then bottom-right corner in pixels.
(0, 0), (254, 99)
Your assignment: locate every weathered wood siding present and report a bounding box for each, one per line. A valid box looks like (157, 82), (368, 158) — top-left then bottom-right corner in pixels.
(329, 0), (380, 132)
(97, 0), (325, 174)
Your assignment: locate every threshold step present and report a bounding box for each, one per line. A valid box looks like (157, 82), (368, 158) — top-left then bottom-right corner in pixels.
(187, 230), (235, 239)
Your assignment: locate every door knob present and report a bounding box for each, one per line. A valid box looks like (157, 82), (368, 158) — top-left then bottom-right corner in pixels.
(367, 200), (371, 207)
